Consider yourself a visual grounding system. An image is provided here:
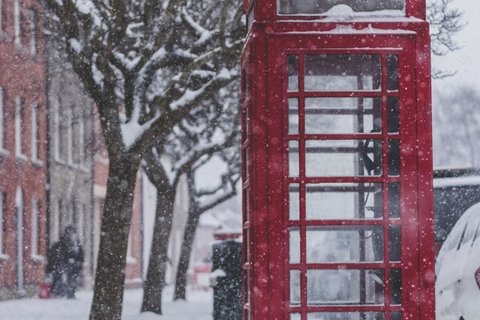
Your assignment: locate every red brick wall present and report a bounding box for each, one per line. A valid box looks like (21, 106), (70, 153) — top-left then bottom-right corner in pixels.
(0, 0), (47, 296)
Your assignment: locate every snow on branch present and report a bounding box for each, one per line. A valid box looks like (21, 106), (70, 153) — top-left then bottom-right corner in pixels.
(181, 9), (214, 46)
(72, 0), (105, 30)
(121, 111), (160, 150)
(168, 67), (233, 111)
(113, 51), (142, 71)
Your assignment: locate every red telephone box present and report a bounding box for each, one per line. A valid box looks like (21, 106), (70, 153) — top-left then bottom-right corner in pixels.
(241, 1), (434, 320)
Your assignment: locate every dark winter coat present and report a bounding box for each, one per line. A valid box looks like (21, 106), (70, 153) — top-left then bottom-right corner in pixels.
(46, 236), (84, 275)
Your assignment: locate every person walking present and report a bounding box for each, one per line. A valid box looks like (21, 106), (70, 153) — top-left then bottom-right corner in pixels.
(61, 226), (84, 298)
(46, 226), (84, 298)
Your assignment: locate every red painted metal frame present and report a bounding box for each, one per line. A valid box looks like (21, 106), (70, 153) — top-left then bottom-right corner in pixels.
(241, 6), (434, 320)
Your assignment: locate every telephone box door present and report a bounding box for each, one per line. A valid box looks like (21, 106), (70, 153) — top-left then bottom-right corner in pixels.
(264, 34), (429, 320)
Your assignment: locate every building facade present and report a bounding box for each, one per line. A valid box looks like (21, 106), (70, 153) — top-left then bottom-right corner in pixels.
(0, 0), (48, 299)
(45, 32), (96, 286)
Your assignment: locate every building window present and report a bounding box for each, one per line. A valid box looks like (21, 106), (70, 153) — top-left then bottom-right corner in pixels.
(15, 186), (25, 291)
(15, 96), (25, 158)
(14, 0), (20, 47)
(0, 86), (4, 150)
(31, 199), (39, 257)
(77, 204), (85, 243)
(52, 199), (60, 242)
(31, 104), (40, 162)
(0, 0), (4, 34)
(53, 99), (65, 162)
(29, 11), (36, 56)
(0, 192), (6, 256)
(78, 113), (85, 165)
(126, 229), (136, 263)
(68, 198), (75, 226)
(67, 107), (73, 165)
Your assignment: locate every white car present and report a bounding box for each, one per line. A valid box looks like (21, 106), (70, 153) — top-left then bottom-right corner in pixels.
(436, 202), (480, 320)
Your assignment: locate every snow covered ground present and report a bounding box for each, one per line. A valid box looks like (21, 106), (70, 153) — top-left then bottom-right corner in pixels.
(0, 286), (213, 320)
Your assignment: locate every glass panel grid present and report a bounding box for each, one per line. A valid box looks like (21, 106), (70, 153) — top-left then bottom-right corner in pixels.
(305, 183), (383, 220)
(306, 269), (385, 306)
(286, 53), (403, 317)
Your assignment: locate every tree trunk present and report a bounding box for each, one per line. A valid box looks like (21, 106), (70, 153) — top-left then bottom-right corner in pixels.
(89, 156), (140, 320)
(141, 187), (176, 314)
(174, 208), (201, 300)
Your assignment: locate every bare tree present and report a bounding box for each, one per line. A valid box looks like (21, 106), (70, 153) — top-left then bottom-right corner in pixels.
(141, 83), (240, 313)
(44, 0), (243, 319)
(433, 86), (480, 167)
(173, 143), (240, 301)
(428, 0), (463, 78)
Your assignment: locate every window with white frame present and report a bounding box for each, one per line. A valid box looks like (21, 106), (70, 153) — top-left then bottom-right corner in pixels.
(0, 192), (5, 256)
(126, 229), (136, 263)
(0, 86), (4, 150)
(31, 199), (39, 257)
(31, 104), (39, 161)
(14, 0), (21, 47)
(15, 96), (25, 158)
(52, 199), (60, 242)
(29, 11), (36, 56)
(71, 109), (79, 164)
(0, 0), (6, 35)
(68, 199), (75, 226)
(78, 113), (85, 165)
(53, 99), (65, 162)
(77, 204), (85, 243)
(0, 0), (3, 33)
(67, 107), (73, 165)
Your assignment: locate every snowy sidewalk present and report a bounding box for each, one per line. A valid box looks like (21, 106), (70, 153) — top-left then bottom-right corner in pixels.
(0, 286), (213, 320)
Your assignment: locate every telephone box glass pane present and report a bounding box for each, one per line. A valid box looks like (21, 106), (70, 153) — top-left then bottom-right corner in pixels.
(306, 313), (385, 320)
(389, 182), (400, 218)
(278, 0), (405, 15)
(389, 225), (401, 262)
(304, 55), (381, 92)
(387, 97), (399, 133)
(288, 98), (299, 134)
(290, 227), (300, 263)
(290, 314), (300, 320)
(289, 140), (299, 177)
(392, 312), (402, 320)
(306, 227), (384, 263)
(390, 269), (402, 305)
(387, 55), (399, 91)
(289, 184), (300, 220)
(288, 55), (299, 91)
(388, 140), (400, 176)
(290, 270), (301, 306)
(306, 183), (383, 220)
(305, 97), (382, 134)
(306, 140), (382, 177)
(307, 269), (384, 305)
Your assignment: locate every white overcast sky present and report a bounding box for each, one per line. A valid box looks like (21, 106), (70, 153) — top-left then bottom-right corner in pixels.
(432, 0), (480, 93)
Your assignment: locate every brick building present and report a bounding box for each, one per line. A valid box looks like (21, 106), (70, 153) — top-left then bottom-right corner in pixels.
(0, 0), (152, 298)
(0, 0), (48, 299)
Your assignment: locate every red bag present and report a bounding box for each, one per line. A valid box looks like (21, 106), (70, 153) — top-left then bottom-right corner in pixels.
(39, 281), (51, 299)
